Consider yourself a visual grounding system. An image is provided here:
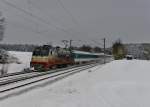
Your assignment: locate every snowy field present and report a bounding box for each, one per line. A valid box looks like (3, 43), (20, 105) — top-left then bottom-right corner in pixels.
(1, 51), (32, 73)
(0, 59), (150, 107)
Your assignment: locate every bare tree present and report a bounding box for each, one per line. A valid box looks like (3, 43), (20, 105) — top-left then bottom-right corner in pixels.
(0, 11), (7, 75)
(0, 11), (5, 41)
(79, 45), (92, 52)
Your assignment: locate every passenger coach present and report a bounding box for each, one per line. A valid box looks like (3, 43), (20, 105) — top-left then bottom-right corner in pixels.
(72, 50), (104, 64)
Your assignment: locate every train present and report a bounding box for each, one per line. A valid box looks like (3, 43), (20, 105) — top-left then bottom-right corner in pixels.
(30, 45), (105, 71)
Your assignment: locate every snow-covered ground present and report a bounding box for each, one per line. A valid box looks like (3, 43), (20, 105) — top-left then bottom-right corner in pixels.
(0, 59), (150, 107)
(0, 51), (32, 73)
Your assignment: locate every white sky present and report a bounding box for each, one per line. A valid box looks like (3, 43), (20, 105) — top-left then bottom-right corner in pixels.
(0, 0), (150, 47)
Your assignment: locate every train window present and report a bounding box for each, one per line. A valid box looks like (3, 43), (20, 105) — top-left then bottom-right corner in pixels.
(41, 49), (49, 56)
(33, 48), (41, 56)
(33, 46), (50, 56)
(50, 51), (52, 55)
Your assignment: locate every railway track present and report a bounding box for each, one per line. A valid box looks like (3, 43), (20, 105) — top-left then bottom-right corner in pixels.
(0, 70), (32, 78)
(0, 63), (100, 95)
(0, 59), (106, 80)
(0, 64), (77, 79)
(0, 62), (100, 83)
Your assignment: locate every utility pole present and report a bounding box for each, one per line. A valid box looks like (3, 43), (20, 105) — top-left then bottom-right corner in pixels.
(103, 38), (106, 64)
(69, 39), (73, 49)
(0, 12), (5, 41)
(103, 38), (106, 53)
(92, 38), (106, 63)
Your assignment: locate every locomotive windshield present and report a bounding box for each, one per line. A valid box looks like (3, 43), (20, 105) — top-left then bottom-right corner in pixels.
(33, 45), (51, 56)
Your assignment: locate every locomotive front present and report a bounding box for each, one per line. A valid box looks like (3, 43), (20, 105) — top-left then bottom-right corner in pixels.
(30, 45), (74, 71)
(30, 45), (51, 71)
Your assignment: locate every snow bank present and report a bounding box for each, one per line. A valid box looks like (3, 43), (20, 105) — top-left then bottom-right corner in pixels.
(1, 51), (32, 73)
(1, 60), (150, 107)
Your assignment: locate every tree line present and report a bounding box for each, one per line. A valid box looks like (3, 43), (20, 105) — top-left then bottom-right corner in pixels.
(0, 44), (38, 52)
(0, 43), (112, 54)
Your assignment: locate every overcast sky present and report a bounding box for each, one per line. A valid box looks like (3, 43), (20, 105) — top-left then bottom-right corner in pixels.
(0, 0), (150, 47)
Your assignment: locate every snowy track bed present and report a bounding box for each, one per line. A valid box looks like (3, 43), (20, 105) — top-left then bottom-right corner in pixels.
(0, 63), (99, 99)
(0, 72), (39, 82)
(0, 62), (100, 84)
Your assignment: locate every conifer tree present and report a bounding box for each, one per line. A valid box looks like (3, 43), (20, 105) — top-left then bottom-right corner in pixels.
(112, 39), (126, 60)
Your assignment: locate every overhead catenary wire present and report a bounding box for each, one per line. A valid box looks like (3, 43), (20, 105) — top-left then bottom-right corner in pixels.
(26, 0), (46, 34)
(56, 0), (86, 41)
(27, 0), (69, 31)
(78, 40), (94, 47)
(9, 19), (43, 35)
(0, 0), (73, 35)
(0, 0), (44, 34)
(92, 40), (104, 47)
(56, 0), (79, 25)
(27, 0), (85, 41)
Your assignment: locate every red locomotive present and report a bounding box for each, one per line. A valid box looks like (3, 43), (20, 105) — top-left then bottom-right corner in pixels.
(30, 45), (74, 71)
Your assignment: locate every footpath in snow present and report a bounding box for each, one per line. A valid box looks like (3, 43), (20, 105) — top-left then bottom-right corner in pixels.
(0, 60), (150, 107)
